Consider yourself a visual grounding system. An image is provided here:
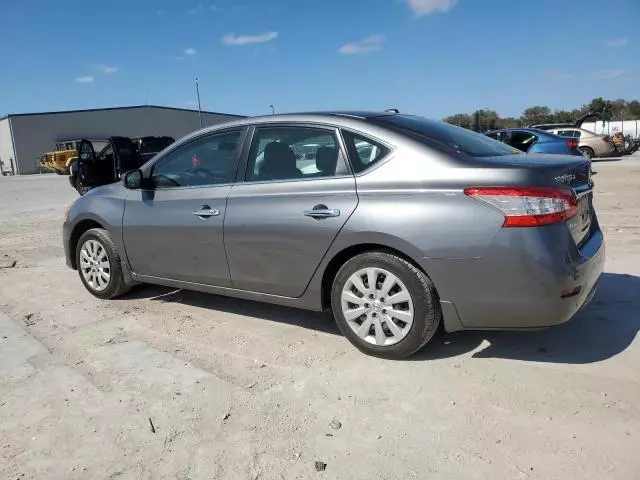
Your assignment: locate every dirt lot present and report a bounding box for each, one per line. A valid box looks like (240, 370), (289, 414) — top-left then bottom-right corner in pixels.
(1, 158), (639, 480)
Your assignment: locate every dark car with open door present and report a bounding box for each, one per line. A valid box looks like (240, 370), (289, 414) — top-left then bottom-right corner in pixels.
(69, 136), (174, 195)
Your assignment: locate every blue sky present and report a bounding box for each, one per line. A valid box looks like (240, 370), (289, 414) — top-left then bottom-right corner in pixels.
(1, 0), (638, 118)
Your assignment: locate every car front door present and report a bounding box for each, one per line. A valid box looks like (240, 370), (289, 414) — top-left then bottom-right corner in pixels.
(122, 128), (246, 286)
(224, 124), (358, 297)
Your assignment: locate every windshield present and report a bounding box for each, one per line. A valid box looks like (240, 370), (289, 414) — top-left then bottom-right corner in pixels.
(372, 115), (516, 157)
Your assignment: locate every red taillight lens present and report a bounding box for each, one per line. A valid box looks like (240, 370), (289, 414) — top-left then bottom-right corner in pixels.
(603, 135), (610, 143)
(464, 186), (578, 227)
(567, 140), (578, 149)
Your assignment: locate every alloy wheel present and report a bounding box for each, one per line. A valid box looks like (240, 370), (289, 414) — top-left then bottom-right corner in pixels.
(79, 239), (111, 292)
(341, 267), (414, 346)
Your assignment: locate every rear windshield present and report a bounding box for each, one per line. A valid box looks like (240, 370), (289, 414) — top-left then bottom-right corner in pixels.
(371, 115), (516, 157)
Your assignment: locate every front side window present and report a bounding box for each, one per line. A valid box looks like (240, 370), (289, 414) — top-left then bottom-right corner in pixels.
(246, 126), (341, 182)
(152, 130), (242, 188)
(371, 115), (515, 157)
(341, 130), (390, 173)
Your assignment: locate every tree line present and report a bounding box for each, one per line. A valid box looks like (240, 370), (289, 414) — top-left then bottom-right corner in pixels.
(443, 97), (640, 131)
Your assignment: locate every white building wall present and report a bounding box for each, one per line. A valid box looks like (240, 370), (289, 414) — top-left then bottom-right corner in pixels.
(581, 120), (640, 137)
(0, 118), (16, 175)
(9, 106), (243, 174)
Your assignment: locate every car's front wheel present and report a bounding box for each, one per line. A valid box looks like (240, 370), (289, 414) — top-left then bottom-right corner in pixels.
(76, 228), (130, 299)
(331, 251), (441, 359)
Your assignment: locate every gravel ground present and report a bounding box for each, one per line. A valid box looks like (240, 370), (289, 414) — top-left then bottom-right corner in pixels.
(1, 157), (639, 480)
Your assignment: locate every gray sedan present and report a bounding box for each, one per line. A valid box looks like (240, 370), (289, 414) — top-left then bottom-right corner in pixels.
(63, 112), (604, 359)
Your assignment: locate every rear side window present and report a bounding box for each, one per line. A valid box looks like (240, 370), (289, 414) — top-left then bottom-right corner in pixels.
(341, 130), (390, 173)
(372, 115), (515, 157)
(557, 129), (581, 138)
(506, 131), (537, 152)
(245, 126), (343, 182)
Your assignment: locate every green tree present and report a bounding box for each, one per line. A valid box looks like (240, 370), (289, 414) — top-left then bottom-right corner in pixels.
(496, 116), (521, 128)
(521, 106), (553, 126)
(627, 100), (640, 118)
(443, 113), (473, 129)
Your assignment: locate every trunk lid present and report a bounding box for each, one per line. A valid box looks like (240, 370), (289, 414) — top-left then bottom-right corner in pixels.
(475, 154), (593, 246)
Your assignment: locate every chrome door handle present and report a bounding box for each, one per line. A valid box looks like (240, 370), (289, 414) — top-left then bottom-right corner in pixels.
(303, 208), (340, 219)
(192, 205), (220, 218)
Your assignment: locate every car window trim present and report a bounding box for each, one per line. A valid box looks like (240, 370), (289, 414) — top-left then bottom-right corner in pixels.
(144, 127), (248, 190)
(339, 127), (395, 177)
(239, 122), (353, 185)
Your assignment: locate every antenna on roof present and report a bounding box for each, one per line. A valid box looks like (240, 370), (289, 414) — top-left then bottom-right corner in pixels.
(385, 108), (400, 114)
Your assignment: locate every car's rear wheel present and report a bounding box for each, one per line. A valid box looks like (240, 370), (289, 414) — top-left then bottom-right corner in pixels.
(330, 251), (440, 359)
(579, 146), (594, 159)
(76, 228), (130, 299)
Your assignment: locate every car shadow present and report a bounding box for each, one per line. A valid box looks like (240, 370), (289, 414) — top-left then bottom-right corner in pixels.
(412, 272), (640, 364)
(121, 272), (639, 364)
(120, 284), (340, 335)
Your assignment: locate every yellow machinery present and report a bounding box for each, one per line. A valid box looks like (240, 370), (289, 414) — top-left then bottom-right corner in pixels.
(40, 140), (79, 175)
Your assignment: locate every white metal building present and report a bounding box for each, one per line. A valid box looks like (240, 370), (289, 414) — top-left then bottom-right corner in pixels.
(581, 120), (640, 137)
(0, 105), (244, 175)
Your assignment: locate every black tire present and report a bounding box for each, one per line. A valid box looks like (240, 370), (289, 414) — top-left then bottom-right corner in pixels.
(330, 251), (441, 359)
(579, 146), (594, 159)
(75, 228), (130, 299)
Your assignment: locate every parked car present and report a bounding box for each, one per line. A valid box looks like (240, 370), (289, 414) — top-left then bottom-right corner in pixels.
(545, 127), (614, 159)
(530, 112), (616, 159)
(63, 112), (604, 359)
(485, 128), (583, 156)
(68, 136), (174, 195)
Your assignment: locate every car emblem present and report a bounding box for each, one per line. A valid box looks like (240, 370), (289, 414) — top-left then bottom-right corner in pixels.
(554, 173), (576, 184)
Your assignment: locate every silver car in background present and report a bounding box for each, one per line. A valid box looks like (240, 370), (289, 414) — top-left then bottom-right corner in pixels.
(547, 127), (615, 159)
(63, 112), (604, 359)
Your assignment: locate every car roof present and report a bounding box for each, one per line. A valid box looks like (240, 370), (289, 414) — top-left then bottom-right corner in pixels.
(486, 128), (566, 139)
(175, 111), (401, 144)
(486, 127), (546, 134)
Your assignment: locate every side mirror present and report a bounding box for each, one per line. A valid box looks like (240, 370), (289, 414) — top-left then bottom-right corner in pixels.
(123, 169), (143, 189)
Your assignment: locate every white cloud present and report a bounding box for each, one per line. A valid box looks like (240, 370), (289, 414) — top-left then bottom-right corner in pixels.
(543, 70), (573, 81)
(95, 64), (119, 74)
(339, 35), (386, 55)
(604, 38), (629, 47)
(405, 0), (457, 16)
(187, 4), (204, 14)
(222, 31), (278, 46)
(209, 4), (219, 10)
(75, 75), (94, 83)
(591, 69), (626, 79)
(156, 10), (163, 16)
(184, 48), (197, 55)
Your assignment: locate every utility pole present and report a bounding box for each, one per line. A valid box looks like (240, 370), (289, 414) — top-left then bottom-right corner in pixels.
(269, 104), (275, 115)
(195, 77), (203, 128)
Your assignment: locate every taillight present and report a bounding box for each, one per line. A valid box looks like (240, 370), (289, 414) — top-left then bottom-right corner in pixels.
(464, 186), (578, 227)
(603, 135), (610, 143)
(567, 139), (578, 149)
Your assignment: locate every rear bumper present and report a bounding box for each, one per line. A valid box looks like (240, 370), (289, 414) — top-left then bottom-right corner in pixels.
(420, 222), (605, 330)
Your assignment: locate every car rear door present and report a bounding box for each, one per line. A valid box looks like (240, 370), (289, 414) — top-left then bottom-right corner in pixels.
(122, 128), (246, 286)
(224, 124), (358, 297)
